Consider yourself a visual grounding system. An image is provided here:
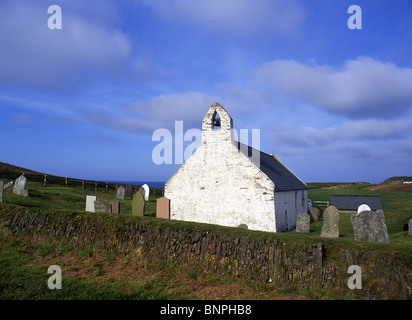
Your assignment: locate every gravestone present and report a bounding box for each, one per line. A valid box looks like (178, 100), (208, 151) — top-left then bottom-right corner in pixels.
(138, 186), (145, 198)
(116, 186), (125, 199)
(142, 184), (150, 201)
(4, 181), (14, 190)
(13, 175), (29, 196)
(94, 197), (110, 213)
(308, 207), (320, 222)
(85, 195), (97, 212)
(357, 204), (371, 214)
(110, 199), (120, 214)
(126, 185), (133, 200)
(0, 181), (3, 203)
(156, 197), (170, 219)
(321, 206), (340, 238)
(409, 219), (412, 236)
(296, 213), (310, 233)
(138, 186), (150, 201)
(351, 210), (390, 243)
(131, 192), (145, 216)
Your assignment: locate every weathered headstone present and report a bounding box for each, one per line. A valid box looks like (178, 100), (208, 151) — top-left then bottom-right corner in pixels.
(351, 210), (390, 243)
(156, 197), (170, 219)
(308, 207), (320, 222)
(357, 204), (371, 214)
(296, 213), (310, 233)
(138, 186), (148, 201)
(116, 186), (125, 200)
(110, 199), (120, 214)
(321, 206), (340, 238)
(13, 175), (28, 196)
(142, 184), (150, 201)
(126, 185), (133, 200)
(409, 219), (412, 236)
(0, 181), (3, 203)
(131, 192), (145, 216)
(85, 195), (97, 212)
(4, 181), (14, 190)
(94, 197), (110, 213)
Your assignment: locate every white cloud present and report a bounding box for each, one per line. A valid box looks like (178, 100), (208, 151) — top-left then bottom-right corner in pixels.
(129, 91), (220, 130)
(268, 118), (412, 148)
(0, 1), (132, 91)
(75, 91), (220, 136)
(136, 0), (305, 39)
(254, 57), (412, 118)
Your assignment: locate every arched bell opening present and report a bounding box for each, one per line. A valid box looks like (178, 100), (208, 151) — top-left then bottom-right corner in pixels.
(212, 111), (221, 131)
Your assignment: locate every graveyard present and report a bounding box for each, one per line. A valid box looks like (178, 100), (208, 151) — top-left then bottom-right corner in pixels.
(0, 163), (411, 300)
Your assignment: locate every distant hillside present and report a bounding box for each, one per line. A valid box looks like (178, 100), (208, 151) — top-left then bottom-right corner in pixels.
(380, 176), (412, 185)
(363, 176), (412, 191)
(0, 162), (50, 176)
(0, 161), (157, 189)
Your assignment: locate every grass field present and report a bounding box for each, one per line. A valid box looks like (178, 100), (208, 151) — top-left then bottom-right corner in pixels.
(1, 174), (411, 300)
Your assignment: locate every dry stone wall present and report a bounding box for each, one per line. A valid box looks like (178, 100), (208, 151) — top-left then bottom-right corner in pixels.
(0, 206), (410, 299)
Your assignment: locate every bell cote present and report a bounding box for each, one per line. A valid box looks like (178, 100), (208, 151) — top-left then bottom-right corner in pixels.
(201, 102), (233, 144)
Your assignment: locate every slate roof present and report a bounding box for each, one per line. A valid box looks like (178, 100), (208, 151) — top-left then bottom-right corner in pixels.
(235, 141), (308, 191)
(330, 195), (383, 211)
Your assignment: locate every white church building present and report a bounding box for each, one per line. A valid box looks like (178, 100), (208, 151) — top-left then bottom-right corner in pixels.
(164, 102), (308, 233)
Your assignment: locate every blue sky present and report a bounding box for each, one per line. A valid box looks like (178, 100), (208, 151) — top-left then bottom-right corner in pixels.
(1, 0), (412, 183)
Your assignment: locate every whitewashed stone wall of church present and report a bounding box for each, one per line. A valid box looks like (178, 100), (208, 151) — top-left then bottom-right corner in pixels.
(274, 190), (308, 232)
(165, 103), (278, 233)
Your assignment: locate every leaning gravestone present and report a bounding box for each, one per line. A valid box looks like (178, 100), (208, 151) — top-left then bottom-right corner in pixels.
(308, 207), (320, 222)
(126, 185), (133, 200)
(85, 195), (97, 212)
(110, 199), (120, 214)
(0, 181), (3, 203)
(321, 206), (340, 238)
(351, 208), (390, 243)
(156, 197), (170, 219)
(116, 186), (125, 199)
(296, 213), (310, 233)
(4, 181), (14, 190)
(131, 192), (145, 216)
(13, 175), (29, 196)
(94, 197), (110, 213)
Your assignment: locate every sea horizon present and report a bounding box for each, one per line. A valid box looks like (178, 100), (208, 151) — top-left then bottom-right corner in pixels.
(107, 181), (165, 189)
